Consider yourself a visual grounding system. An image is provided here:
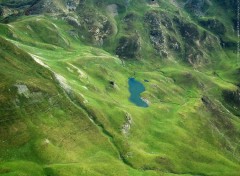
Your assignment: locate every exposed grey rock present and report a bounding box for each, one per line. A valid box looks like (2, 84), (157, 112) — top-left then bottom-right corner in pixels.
(0, 6), (3, 16)
(54, 73), (71, 93)
(167, 35), (181, 51)
(78, 10), (113, 45)
(121, 112), (132, 136)
(223, 89), (240, 107)
(178, 22), (200, 42)
(0, 0), (36, 8)
(123, 12), (138, 31)
(106, 4), (118, 17)
(198, 18), (226, 35)
(144, 11), (161, 29)
(116, 35), (141, 59)
(27, 0), (62, 15)
(65, 16), (81, 27)
(66, 0), (80, 12)
(145, 11), (170, 57)
(184, 0), (210, 17)
(14, 84), (30, 98)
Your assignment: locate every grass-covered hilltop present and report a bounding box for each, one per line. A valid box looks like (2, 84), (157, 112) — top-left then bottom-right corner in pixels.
(0, 0), (240, 175)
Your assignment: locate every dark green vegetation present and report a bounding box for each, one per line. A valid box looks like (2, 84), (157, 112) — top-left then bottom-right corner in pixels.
(0, 0), (240, 175)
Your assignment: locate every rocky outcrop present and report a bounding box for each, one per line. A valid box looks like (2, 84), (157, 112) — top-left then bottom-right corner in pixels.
(66, 0), (80, 11)
(199, 18), (226, 35)
(159, 12), (174, 31)
(149, 29), (167, 57)
(220, 37), (236, 49)
(144, 11), (168, 57)
(64, 15), (81, 28)
(174, 16), (215, 66)
(90, 17), (112, 46)
(184, 0), (211, 17)
(116, 35), (141, 59)
(106, 4), (118, 17)
(185, 46), (204, 65)
(26, 0), (79, 14)
(0, 0), (37, 8)
(123, 12), (137, 31)
(144, 10), (218, 65)
(0, 6), (3, 16)
(77, 8), (113, 46)
(0, 4), (28, 23)
(121, 112), (132, 136)
(27, 0), (63, 14)
(221, 88), (240, 117)
(150, 29), (164, 45)
(223, 89), (240, 107)
(14, 84), (31, 98)
(144, 11), (161, 29)
(167, 35), (181, 52)
(178, 21), (200, 43)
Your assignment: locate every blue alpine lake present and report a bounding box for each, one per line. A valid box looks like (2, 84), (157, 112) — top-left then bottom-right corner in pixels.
(128, 78), (148, 108)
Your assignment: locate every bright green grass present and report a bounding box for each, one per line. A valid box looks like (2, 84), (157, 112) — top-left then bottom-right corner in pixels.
(0, 2), (240, 175)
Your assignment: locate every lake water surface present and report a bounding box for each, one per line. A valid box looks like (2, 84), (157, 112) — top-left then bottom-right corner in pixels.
(128, 78), (148, 108)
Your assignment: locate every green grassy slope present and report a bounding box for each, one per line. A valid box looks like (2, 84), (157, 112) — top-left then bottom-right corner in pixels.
(0, 0), (240, 176)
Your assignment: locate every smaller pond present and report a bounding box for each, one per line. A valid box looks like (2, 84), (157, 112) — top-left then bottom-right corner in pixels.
(128, 78), (148, 108)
